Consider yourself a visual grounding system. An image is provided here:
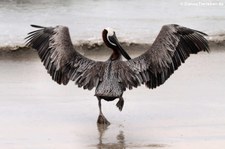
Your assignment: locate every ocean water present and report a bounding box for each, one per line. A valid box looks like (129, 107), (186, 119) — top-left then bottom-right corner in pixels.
(0, 0), (225, 47)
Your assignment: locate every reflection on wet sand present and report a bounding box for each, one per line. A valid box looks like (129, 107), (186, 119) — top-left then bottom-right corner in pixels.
(96, 124), (125, 149)
(95, 124), (165, 149)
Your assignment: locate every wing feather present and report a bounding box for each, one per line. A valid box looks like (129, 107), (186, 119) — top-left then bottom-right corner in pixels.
(123, 24), (209, 89)
(26, 24), (209, 92)
(25, 25), (105, 89)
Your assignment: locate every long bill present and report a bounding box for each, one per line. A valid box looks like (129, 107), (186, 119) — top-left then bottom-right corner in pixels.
(110, 34), (131, 60)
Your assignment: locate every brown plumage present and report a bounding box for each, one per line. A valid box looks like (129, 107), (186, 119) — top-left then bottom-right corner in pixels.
(25, 24), (209, 125)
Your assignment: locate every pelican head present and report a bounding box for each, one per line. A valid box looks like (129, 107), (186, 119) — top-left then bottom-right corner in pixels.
(102, 27), (131, 60)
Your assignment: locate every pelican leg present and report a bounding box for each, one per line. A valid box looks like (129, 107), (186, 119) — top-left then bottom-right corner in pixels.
(97, 97), (110, 125)
(116, 97), (124, 111)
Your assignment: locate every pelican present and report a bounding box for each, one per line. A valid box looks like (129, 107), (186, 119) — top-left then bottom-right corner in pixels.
(25, 24), (209, 125)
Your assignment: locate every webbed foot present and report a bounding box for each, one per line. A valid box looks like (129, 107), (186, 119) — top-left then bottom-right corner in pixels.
(116, 97), (124, 111)
(97, 114), (110, 125)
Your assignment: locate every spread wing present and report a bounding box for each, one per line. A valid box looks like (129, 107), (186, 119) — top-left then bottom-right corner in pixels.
(120, 24), (210, 89)
(25, 25), (105, 90)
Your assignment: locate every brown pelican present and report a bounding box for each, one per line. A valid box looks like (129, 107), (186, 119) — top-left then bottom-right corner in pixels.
(25, 24), (209, 125)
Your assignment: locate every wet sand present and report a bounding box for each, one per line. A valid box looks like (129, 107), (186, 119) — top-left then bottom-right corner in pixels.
(0, 50), (225, 149)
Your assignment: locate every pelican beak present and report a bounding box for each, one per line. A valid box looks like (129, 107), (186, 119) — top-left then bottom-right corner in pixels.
(109, 33), (131, 60)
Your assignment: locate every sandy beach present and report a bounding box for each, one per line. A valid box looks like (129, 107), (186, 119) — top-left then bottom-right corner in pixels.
(1, 0), (225, 148)
(0, 48), (225, 149)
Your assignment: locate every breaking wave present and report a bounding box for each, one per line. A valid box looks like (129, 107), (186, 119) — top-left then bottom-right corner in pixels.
(0, 34), (224, 55)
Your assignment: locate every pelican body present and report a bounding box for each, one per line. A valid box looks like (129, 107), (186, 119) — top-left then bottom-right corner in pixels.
(25, 24), (209, 125)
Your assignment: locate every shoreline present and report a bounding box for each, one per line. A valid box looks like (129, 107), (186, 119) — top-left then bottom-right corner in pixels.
(0, 37), (224, 60)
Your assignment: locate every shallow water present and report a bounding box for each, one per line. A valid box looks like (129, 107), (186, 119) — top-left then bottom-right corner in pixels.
(0, 0), (225, 46)
(0, 51), (225, 149)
